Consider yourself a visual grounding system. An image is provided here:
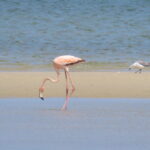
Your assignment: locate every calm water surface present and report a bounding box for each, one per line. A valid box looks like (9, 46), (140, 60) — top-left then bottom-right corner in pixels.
(0, 98), (150, 150)
(0, 0), (150, 71)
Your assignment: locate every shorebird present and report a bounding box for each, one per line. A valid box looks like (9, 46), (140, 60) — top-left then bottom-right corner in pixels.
(39, 55), (85, 110)
(129, 61), (150, 73)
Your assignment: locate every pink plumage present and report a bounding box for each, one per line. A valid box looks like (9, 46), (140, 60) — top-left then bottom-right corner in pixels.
(53, 55), (85, 66)
(39, 55), (85, 110)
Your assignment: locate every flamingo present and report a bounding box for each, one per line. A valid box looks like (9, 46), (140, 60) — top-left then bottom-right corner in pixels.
(129, 61), (150, 73)
(39, 55), (85, 110)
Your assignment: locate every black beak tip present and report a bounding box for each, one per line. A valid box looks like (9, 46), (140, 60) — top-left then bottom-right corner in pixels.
(40, 97), (44, 101)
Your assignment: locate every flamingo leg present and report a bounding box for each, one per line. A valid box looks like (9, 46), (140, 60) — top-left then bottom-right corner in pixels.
(66, 71), (76, 96)
(61, 70), (70, 111)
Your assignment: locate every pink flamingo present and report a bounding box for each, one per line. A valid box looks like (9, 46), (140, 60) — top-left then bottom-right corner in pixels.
(39, 55), (85, 110)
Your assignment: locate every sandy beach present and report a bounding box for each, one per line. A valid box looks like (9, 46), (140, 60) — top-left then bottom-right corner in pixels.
(0, 72), (150, 98)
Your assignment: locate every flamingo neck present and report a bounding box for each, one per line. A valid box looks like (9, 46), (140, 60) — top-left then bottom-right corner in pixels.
(41, 71), (60, 87)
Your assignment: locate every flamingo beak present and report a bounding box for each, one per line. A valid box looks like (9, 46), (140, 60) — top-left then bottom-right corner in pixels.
(39, 88), (44, 101)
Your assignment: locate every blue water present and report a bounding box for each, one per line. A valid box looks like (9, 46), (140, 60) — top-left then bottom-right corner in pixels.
(0, 98), (150, 150)
(0, 0), (150, 71)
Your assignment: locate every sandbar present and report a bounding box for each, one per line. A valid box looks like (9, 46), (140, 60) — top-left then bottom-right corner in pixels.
(0, 72), (150, 98)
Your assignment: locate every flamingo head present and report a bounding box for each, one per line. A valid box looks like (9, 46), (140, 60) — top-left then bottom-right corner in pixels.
(39, 87), (45, 100)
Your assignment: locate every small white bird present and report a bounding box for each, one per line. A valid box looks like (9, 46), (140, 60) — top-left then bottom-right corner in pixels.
(129, 61), (150, 73)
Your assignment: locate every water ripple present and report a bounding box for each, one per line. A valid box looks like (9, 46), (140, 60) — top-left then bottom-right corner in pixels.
(0, 0), (150, 71)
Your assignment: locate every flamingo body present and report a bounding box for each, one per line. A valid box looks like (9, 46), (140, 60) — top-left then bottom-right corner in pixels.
(53, 55), (85, 68)
(39, 55), (85, 110)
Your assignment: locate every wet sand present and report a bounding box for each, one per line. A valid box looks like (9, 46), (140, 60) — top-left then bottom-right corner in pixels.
(0, 72), (150, 98)
(0, 98), (150, 150)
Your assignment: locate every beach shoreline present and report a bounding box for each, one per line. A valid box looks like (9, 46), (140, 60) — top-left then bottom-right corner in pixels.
(0, 72), (150, 98)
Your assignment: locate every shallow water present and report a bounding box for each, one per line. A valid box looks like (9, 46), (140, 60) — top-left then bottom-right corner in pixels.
(0, 98), (150, 150)
(0, 0), (150, 71)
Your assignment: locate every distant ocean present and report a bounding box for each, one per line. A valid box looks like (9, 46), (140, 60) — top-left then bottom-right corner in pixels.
(0, 0), (150, 71)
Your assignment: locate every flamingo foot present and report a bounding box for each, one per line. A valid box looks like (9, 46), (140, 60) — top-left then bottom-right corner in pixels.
(61, 104), (67, 111)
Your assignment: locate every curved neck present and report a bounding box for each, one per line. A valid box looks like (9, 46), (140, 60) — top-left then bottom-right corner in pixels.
(41, 71), (60, 87)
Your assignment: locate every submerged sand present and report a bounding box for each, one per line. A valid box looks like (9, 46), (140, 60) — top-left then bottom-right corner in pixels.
(0, 72), (150, 98)
(0, 98), (150, 150)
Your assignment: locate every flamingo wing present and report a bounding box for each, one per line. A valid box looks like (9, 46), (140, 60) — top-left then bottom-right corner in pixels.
(54, 55), (85, 66)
